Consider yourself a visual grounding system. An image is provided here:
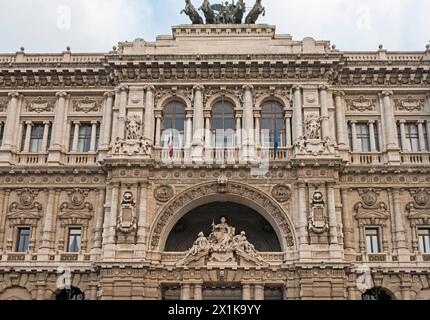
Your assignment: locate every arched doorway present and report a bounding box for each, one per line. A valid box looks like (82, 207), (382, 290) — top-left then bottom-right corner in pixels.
(362, 287), (394, 300)
(165, 202), (282, 252)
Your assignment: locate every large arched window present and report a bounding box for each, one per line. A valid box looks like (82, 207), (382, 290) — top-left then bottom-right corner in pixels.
(163, 101), (186, 148)
(261, 101), (285, 148)
(212, 99), (235, 148)
(362, 287), (394, 300)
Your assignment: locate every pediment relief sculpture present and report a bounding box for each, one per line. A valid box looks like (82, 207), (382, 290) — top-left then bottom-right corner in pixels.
(176, 217), (267, 267)
(25, 97), (55, 113)
(8, 189), (43, 226)
(354, 189), (389, 225)
(58, 189), (93, 226)
(406, 188), (430, 225)
(117, 191), (137, 234)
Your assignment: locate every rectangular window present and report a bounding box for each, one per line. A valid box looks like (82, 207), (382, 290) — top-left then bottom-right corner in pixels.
(67, 228), (82, 253)
(365, 227), (381, 254)
(16, 227), (31, 253)
(29, 124), (45, 153)
(418, 228), (430, 254)
(348, 124), (353, 151)
(77, 124), (92, 153)
(405, 123), (420, 152)
(356, 123), (371, 152)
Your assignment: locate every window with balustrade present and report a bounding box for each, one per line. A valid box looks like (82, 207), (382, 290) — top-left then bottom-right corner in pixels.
(20, 123), (51, 153)
(69, 123), (100, 153)
(348, 122), (380, 152)
(397, 122), (428, 152)
(261, 101), (286, 149)
(212, 99), (236, 148)
(163, 101), (186, 148)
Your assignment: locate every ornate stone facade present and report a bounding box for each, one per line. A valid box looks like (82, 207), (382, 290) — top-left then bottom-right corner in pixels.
(0, 21), (429, 300)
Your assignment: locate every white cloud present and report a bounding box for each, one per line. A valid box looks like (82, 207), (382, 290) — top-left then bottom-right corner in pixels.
(0, 0), (428, 53)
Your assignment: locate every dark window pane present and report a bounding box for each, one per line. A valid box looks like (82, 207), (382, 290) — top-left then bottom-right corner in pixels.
(67, 228), (82, 253)
(16, 227), (31, 252)
(261, 101), (285, 147)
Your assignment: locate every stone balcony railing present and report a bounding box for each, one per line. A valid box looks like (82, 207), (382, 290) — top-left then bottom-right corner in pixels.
(153, 147), (293, 165)
(65, 152), (98, 166)
(11, 152), (99, 166)
(161, 252), (286, 265)
(400, 152), (430, 165)
(14, 152), (49, 165)
(349, 152), (383, 165)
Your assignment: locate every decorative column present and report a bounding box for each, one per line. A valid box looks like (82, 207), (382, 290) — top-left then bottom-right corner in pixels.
(51, 92), (68, 150)
(41, 121), (51, 152)
(381, 91), (398, 149)
(204, 111), (212, 161)
(391, 189), (407, 253)
(319, 85), (330, 139)
(426, 120), (430, 151)
(399, 120), (408, 151)
(92, 188), (106, 250)
(185, 112), (193, 148)
(327, 183), (338, 244)
(40, 189), (57, 252)
(100, 91), (114, 149)
(117, 86), (128, 140)
(71, 121), (80, 152)
(285, 115), (292, 147)
(181, 284), (191, 301)
(242, 85), (255, 146)
(144, 85), (155, 143)
(235, 113), (242, 147)
(368, 121), (377, 152)
(298, 183), (308, 246)
(107, 184), (120, 247)
(417, 120), (426, 151)
(89, 121), (98, 152)
(136, 182), (148, 254)
(192, 85), (205, 144)
(194, 284), (203, 300)
(254, 113), (261, 147)
(154, 112), (162, 148)
(242, 284), (252, 300)
(340, 189), (354, 252)
(0, 189), (8, 250)
(333, 91), (347, 148)
(292, 85), (303, 142)
(0, 91), (20, 151)
(350, 121), (358, 151)
(23, 121), (33, 152)
(254, 284), (264, 300)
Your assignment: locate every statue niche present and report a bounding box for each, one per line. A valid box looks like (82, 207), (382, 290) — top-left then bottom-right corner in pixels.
(308, 191), (329, 244)
(176, 217), (267, 267)
(116, 191), (137, 235)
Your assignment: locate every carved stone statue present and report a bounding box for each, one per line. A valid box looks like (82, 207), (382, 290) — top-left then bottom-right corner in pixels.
(245, 0), (265, 24)
(184, 232), (209, 257)
(304, 114), (321, 140)
(126, 114), (142, 140)
(181, 0), (204, 24)
(209, 216), (236, 251)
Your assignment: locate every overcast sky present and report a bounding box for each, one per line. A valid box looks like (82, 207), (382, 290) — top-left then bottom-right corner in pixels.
(0, 0), (429, 53)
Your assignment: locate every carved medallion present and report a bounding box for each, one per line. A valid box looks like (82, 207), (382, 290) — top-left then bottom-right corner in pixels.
(271, 184), (292, 203)
(19, 189), (36, 207)
(154, 185), (175, 202)
(414, 189), (430, 207)
(361, 189), (379, 207)
(26, 97), (54, 113)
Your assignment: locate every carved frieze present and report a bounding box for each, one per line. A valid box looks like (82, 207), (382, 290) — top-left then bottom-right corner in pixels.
(271, 184), (292, 203)
(117, 191), (137, 234)
(345, 96), (376, 112)
(73, 97), (102, 113)
(394, 96), (425, 111)
(154, 185), (175, 202)
(25, 97), (55, 113)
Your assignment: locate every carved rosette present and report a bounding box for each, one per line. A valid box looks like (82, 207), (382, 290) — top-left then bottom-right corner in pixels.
(117, 191), (137, 234)
(150, 181), (295, 250)
(154, 185), (175, 202)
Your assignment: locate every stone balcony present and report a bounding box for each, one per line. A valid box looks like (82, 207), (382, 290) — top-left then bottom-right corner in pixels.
(349, 151), (430, 166)
(11, 152), (99, 166)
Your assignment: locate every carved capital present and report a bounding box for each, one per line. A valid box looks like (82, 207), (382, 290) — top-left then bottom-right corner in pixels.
(193, 84), (204, 91)
(144, 85), (155, 92)
(319, 85), (329, 91)
(55, 91), (68, 98)
(381, 90), (393, 97)
(104, 91), (115, 98)
(333, 90), (345, 97)
(292, 85), (302, 92)
(118, 85), (128, 93)
(43, 120), (51, 125)
(242, 84), (254, 91)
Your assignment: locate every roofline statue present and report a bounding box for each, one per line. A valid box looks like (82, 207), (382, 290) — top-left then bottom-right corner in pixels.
(181, 0), (204, 25)
(181, 0), (265, 25)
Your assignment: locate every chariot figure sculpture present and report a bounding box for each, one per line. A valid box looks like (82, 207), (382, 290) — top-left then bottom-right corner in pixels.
(181, 0), (265, 25)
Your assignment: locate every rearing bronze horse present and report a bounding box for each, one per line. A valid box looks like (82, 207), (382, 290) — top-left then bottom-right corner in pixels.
(234, 0), (246, 24)
(181, 0), (204, 24)
(200, 0), (216, 24)
(245, 0), (265, 24)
